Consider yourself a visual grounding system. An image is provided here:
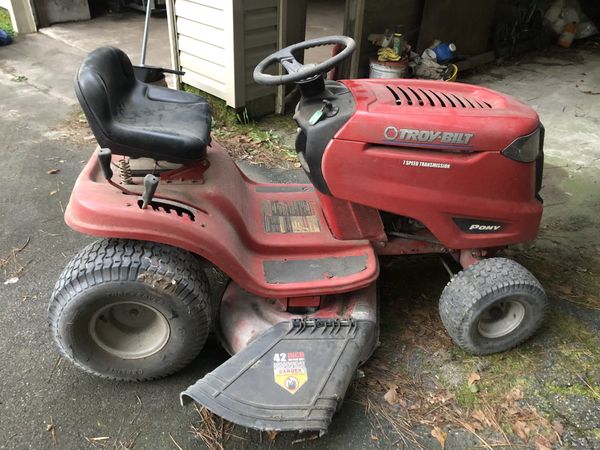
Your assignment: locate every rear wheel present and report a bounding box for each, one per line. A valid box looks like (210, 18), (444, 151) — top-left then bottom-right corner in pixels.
(439, 257), (547, 355)
(49, 239), (211, 381)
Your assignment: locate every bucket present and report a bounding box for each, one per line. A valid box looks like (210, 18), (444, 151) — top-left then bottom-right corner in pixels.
(369, 58), (408, 79)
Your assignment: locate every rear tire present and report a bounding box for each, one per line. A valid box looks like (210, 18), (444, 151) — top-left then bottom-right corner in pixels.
(49, 239), (211, 381)
(439, 257), (547, 355)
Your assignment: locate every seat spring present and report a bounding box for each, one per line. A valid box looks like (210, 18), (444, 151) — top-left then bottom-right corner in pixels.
(119, 158), (133, 185)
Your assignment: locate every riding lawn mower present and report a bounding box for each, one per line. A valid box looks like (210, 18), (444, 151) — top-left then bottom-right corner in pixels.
(49, 36), (547, 433)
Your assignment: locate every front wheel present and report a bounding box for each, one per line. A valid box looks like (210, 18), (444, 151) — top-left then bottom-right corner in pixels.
(439, 257), (547, 355)
(49, 239), (211, 381)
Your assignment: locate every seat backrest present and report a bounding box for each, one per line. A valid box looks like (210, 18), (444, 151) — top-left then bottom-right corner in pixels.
(75, 47), (136, 139)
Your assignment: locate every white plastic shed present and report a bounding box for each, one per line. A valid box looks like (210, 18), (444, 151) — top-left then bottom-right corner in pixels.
(168, 0), (281, 115)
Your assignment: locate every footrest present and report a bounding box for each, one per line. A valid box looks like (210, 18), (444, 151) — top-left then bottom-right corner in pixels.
(181, 319), (377, 432)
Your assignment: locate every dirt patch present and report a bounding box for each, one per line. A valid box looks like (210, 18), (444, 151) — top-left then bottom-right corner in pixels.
(46, 109), (96, 147)
(212, 128), (297, 170)
(137, 272), (177, 293)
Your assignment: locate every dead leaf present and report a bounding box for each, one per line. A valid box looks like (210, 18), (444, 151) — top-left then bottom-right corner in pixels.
(557, 285), (573, 296)
(431, 426), (447, 449)
(511, 420), (529, 442)
(47, 169), (60, 175)
(370, 433), (378, 442)
(552, 420), (564, 436)
(46, 419), (57, 447)
(535, 436), (552, 450)
(384, 386), (399, 405)
(505, 388), (524, 403)
(467, 372), (481, 386)
(471, 409), (492, 427)
(470, 420), (484, 431)
(267, 431), (278, 442)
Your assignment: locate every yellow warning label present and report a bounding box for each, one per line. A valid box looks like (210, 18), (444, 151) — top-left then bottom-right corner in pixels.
(273, 351), (308, 394)
(262, 201), (321, 233)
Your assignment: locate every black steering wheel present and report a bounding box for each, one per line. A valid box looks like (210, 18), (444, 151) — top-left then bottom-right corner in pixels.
(253, 35), (356, 86)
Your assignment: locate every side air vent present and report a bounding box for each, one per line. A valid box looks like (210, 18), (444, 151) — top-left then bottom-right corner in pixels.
(386, 85), (493, 109)
(137, 199), (196, 221)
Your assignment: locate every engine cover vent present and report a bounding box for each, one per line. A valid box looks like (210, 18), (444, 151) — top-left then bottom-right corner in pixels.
(385, 85), (492, 108)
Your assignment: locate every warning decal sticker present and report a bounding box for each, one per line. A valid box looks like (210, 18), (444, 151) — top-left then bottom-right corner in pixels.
(262, 200), (321, 233)
(273, 351), (308, 395)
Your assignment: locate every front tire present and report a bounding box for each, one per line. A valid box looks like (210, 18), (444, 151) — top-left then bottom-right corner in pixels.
(439, 257), (547, 355)
(49, 239), (211, 381)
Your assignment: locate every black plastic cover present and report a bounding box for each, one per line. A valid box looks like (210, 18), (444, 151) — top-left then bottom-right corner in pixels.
(181, 318), (377, 432)
(294, 80), (356, 194)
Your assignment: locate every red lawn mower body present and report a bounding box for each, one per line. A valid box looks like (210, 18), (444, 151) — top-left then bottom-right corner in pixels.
(56, 39), (546, 434)
(67, 78), (543, 296)
(326, 78), (543, 249)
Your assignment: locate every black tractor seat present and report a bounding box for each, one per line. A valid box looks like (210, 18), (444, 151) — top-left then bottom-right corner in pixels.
(75, 47), (211, 163)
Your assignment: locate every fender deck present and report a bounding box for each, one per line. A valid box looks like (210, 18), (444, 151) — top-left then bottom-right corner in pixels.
(64, 144), (378, 298)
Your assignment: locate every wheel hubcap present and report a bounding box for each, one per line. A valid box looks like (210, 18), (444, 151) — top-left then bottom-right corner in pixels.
(477, 298), (526, 339)
(89, 301), (170, 359)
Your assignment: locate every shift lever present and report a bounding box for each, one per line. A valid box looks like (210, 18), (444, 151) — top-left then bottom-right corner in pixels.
(141, 174), (159, 209)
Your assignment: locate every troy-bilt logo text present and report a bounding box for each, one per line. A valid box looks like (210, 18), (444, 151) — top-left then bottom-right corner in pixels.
(469, 224), (501, 231)
(384, 127), (474, 145)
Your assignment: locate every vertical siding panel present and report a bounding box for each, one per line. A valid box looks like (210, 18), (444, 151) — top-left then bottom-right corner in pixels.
(176, 0), (278, 110)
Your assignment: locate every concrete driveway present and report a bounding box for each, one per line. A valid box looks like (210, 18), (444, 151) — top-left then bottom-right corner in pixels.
(1, 29), (599, 450)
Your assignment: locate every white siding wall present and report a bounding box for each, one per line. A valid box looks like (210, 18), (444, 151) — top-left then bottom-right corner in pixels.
(175, 0), (278, 109)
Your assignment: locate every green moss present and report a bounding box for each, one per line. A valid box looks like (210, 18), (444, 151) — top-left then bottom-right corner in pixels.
(0, 7), (15, 37)
(545, 382), (599, 399)
(183, 85), (246, 128)
(454, 384), (480, 409)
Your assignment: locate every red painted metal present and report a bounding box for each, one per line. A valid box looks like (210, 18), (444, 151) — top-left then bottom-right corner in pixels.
(322, 140), (542, 249)
(315, 191), (386, 241)
(317, 79), (543, 250)
(219, 281), (377, 355)
(337, 78), (540, 152)
(287, 296), (321, 308)
(65, 144), (379, 298)
(64, 77), (544, 301)
(375, 236), (448, 256)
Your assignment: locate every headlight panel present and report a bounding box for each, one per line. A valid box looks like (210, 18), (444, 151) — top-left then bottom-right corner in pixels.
(502, 127), (540, 163)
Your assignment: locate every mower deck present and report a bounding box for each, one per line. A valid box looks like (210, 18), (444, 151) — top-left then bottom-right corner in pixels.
(65, 144), (378, 298)
(182, 282), (378, 433)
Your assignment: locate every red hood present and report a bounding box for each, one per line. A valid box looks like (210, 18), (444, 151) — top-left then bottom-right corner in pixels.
(337, 78), (540, 152)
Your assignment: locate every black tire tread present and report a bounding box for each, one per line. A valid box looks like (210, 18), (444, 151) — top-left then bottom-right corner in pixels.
(49, 238), (211, 381)
(439, 257), (547, 355)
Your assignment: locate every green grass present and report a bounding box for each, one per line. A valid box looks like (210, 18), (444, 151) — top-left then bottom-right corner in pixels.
(0, 7), (15, 37)
(183, 84), (249, 129)
(182, 84), (297, 165)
